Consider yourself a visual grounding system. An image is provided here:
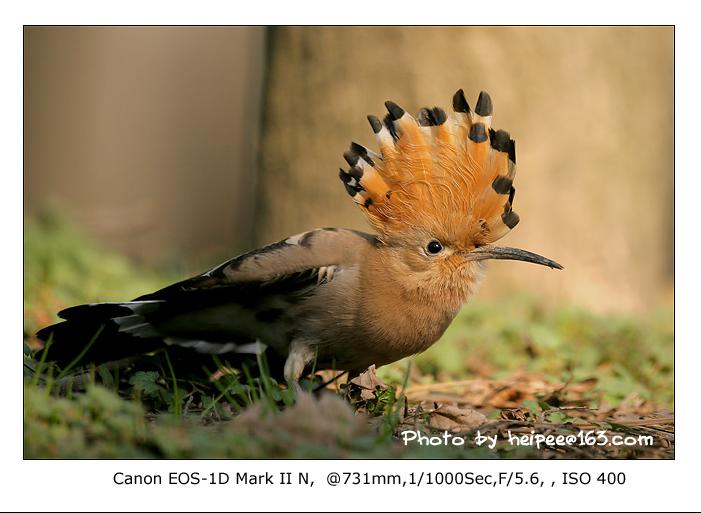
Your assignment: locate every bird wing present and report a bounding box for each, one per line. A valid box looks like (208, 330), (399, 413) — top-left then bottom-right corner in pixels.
(36, 228), (377, 367)
(136, 227), (377, 300)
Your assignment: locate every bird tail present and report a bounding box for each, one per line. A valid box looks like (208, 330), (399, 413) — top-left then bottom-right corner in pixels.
(34, 299), (285, 378)
(34, 301), (165, 369)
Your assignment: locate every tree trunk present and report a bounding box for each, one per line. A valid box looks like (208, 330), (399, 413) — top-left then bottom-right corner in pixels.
(256, 27), (672, 312)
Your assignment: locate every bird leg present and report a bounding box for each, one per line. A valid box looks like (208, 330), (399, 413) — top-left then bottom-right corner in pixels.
(283, 339), (316, 390)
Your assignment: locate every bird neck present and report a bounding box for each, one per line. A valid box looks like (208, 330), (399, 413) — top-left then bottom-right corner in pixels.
(352, 243), (483, 361)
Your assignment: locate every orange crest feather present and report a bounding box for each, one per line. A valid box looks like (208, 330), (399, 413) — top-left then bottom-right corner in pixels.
(339, 90), (518, 248)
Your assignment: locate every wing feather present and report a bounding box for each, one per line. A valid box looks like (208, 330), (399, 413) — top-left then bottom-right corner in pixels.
(35, 228), (377, 368)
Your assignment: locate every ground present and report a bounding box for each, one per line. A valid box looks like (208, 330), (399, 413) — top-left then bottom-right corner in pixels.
(24, 215), (674, 458)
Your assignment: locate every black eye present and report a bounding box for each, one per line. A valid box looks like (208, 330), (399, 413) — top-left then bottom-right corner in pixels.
(426, 240), (443, 254)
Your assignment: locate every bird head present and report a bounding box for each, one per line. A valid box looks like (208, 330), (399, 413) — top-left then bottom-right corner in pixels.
(339, 89), (562, 286)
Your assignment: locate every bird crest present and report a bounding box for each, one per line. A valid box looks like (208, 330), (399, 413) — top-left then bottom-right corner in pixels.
(339, 90), (518, 249)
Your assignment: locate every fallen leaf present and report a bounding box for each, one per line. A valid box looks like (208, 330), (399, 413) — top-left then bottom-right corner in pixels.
(428, 404), (488, 431)
(349, 365), (388, 401)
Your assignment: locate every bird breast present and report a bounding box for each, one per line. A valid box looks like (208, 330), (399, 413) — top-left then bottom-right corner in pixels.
(298, 257), (476, 371)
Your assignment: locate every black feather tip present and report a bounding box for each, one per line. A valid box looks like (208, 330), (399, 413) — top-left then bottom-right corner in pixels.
(417, 107), (434, 126)
(475, 91), (493, 116)
(367, 115), (382, 134)
(502, 210), (520, 229)
(432, 107), (447, 125)
(492, 175), (513, 194)
(382, 113), (399, 140)
(452, 88), (471, 113)
(490, 129), (511, 153)
(508, 139), (516, 163)
(339, 168), (363, 197)
(343, 150), (358, 167)
(384, 100), (405, 120)
(350, 142), (373, 166)
(469, 123), (488, 143)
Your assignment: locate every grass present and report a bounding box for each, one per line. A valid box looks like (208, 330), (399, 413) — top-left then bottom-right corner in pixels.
(399, 294), (674, 407)
(24, 214), (674, 459)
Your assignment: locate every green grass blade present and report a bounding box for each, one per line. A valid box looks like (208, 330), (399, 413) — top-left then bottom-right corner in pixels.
(31, 333), (53, 386)
(163, 350), (181, 416)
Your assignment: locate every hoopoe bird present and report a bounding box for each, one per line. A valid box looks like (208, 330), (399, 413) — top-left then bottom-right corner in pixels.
(36, 90), (562, 384)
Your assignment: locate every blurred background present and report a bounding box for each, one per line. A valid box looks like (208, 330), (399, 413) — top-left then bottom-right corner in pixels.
(24, 26), (673, 313)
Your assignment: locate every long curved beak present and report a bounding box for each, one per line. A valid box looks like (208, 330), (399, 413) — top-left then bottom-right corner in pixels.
(465, 245), (564, 270)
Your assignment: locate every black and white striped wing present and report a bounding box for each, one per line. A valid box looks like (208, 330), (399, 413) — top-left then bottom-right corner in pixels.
(35, 228), (376, 367)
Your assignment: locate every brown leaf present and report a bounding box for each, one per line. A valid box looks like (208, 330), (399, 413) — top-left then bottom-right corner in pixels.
(428, 404), (488, 432)
(349, 365), (387, 400)
(500, 408), (529, 422)
(349, 365), (386, 390)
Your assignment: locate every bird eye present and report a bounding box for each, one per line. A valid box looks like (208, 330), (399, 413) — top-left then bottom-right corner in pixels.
(426, 240), (443, 254)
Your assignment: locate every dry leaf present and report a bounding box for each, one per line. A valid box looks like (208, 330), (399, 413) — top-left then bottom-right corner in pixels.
(349, 365), (387, 401)
(428, 404), (487, 431)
